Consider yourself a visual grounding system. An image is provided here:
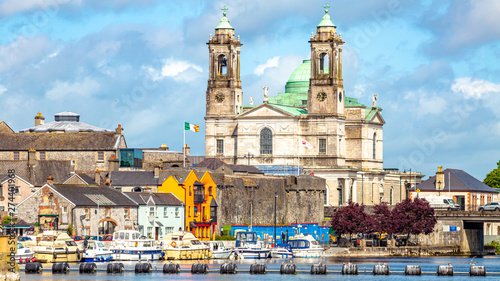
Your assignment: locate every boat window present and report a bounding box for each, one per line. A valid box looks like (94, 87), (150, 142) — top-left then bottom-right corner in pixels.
(65, 241), (77, 247)
(88, 242), (95, 250)
(17, 243), (24, 249)
(97, 242), (105, 248)
(119, 232), (125, 240)
(192, 240), (200, 245)
(132, 233), (137, 240)
(125, 233), (130, 240)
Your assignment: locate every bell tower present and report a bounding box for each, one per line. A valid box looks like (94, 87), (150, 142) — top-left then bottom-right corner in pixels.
(206, 6), (243, 117)
(308, 4), (344, 116)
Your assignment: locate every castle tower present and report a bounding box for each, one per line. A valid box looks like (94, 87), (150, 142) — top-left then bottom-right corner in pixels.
(206, 6), (243, 117)
(308, 4), (344, 116)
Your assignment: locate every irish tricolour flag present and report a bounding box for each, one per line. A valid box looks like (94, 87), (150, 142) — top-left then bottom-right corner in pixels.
(184, 122), (199, 132)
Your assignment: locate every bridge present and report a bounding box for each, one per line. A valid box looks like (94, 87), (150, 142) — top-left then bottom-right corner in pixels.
(434, 210), (500, 255)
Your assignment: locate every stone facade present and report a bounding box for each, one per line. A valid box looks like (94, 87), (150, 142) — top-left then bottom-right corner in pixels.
(0, 175), (33, 217)
(202, 7), (415, 207)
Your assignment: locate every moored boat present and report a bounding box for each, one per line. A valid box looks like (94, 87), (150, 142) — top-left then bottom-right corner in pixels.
(233, 231), (270, 259)
(110, 230), (162, 261)
(30, 231), (82, 263)
(81, 239), (113, 262)
(202, 241), (231, 259)
(287, 234), (324, 258)
(162, 231), (210, 260)
(270, 243), (294, 258)
(15, 242), (34, 263)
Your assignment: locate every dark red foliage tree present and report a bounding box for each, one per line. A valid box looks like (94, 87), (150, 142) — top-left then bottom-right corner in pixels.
(391, 198), (437, 235)
(373, 202), (393, 234)
(330, 201), (370, 236)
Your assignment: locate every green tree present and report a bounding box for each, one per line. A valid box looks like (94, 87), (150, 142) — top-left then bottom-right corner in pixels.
(2, 216), (12, 225)
(484, 161), (500, 189)
(67, 224), (74, 235)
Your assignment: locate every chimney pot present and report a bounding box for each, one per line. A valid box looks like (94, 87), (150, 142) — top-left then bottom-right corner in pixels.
(47, 174), (54, 185)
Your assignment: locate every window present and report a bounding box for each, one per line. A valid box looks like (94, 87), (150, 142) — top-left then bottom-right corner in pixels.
(217, 54), (227, 75)
(82, 227), (90, 236)
(105, 207), (111, 218)
(302, 100), (307, 106)
(209, 186), (213, 196)
(216, 139), (224, 154)
(147, 227), (153, 238)
(124, 208), (130, 219)
(165, 227), (173, 234)
(338, 179), (343, 206)
(175, 207), (180, 218)
(319, 53), (329, 74)
(319, 139), (326, 153)
(85, 208), (91, 219)
(163, 207), (168, 218)
(13, 186), (20, 197)
(125, 226), (132, 230)
(373, 133), (376, 159)
(194, 206), (198, 217)
(13, 151), (20, 160)
(202, 206), (206, 220)
(97, 151), (104, 162)
(260, 128), (272, 155)
(149, 206), (155, 217)
(39, 151), (46, 160)
(188, 206), (191, 217)
(390, 187), (393, 205)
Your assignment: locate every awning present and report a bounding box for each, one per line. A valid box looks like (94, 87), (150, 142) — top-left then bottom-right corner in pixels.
(154, 221), (164, 227)
(189, 222), (197, 229)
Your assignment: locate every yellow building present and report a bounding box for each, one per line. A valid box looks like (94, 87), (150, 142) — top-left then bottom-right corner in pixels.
(158, 170), (218, 241)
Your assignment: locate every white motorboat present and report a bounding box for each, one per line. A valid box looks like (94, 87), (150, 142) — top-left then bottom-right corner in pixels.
(15, 242), (34, 263)
(202, 241), (231, 259)
(287, 234), (324, 258)
(233, 231), (270, 259)
(110, 230), (162, 261)
(270, 244), (293, 258)
(81, 240), (113, 262)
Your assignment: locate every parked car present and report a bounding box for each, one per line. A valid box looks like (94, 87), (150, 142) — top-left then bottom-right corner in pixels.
(17, 236), (32, 242)
(478, 202), (500, 211)
(103, 234), (113, 241)
(70, 235), (83, 241)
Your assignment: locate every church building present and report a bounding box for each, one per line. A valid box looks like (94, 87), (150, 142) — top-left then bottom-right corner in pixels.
(205, 5), (417, 206)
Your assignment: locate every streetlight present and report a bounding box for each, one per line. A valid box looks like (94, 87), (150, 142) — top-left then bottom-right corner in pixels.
(243, 153), (254, 165)
(274, 192), (277, 246)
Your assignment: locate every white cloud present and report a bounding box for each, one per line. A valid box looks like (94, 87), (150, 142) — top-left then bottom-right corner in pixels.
(451, 77), (500, 99)
(0, 85), (6, 95)
(146, 58), (203, 83)
(45, 77), (100, 100)
(417, 95), (447, 116)
(254, 56), (280, 76)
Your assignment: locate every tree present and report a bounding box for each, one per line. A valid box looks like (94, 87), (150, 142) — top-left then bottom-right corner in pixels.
(330, 201), (371, 236)
(1, 216), (12, 225)
(67, 224), (74, 236)
(484, 161), (500, 189)
(391, 198), (436, 236)
(373, 202), (393, 234)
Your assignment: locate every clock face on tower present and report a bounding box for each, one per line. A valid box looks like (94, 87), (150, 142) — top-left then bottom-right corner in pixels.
(317, 92), (327, 101)
(215, 93), (225, 103)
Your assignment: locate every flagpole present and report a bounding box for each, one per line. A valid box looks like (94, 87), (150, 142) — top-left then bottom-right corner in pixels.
(183, 120), (186, 168)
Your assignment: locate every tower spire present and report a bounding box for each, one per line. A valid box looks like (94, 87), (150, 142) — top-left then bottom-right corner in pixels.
(216, 5), (233, 29)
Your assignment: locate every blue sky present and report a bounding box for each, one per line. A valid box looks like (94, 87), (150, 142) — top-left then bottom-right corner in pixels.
(0, 0), (499, 181)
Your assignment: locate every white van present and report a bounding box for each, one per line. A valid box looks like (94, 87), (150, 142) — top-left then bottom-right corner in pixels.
(421, 196), (460, 211)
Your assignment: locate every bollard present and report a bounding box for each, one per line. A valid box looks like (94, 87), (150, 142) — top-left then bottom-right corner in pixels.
(437, 264), (454, 276)
(135, 262), (152, 273)
(25, 262), (42, 274)
(191, 263), (209, 274)
(405, 265), (422, 276)
(341, 263), (358, 275)
(373, 263), (390, 275)
(250, 263), (267, 274)
(163, 263), (181, 274)
(220, 262), (238, 274)
(310, 263), (328, 275)
(79, 262), (97, 273)
(280, 263), (298, 275)
(52, 262), (70, 274)
(470, 265), (487, 276)
(107, 263), (124, 274)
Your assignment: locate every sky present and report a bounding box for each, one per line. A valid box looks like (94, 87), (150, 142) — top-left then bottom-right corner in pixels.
(0, 0), (499, 181)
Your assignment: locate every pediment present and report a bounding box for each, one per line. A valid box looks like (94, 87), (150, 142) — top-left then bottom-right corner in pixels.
(238, 104), (295, 118)
(369, 111), (386, 124)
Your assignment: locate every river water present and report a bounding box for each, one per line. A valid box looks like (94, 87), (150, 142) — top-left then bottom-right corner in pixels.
(20, 256), (500, 280)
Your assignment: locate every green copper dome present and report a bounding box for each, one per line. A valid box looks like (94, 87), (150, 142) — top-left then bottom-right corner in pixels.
(285, 60), (311, 94)
(317, 13), (336, 27)
(216, 6), (233, 30)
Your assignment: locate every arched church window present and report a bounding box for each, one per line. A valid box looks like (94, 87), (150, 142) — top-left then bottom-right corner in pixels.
(319, 53), (329, 74)
(373, 133), (376, 159)
(260, 128), (272, 155)
(218, 54), (227, 75)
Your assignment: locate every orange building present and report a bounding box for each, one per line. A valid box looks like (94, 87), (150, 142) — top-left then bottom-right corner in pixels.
(158, 170), (218, 240)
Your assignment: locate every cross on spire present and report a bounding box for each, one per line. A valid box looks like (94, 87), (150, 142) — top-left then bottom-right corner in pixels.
(323, 3), (330, 13)
(222, 5), (228, 16)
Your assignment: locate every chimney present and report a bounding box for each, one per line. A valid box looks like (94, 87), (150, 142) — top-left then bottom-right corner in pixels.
(435, 166), (445, 190)
(35, 112), (45, 126)
(160, 144), (168, 151)
(28, 148), (36, 166)
(115, 124), (123, 135)
(95, 169), (101, 185)
(154, 165), (160, 178)
(108, 155), (119, 172)
(47, 175), (54, 185)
